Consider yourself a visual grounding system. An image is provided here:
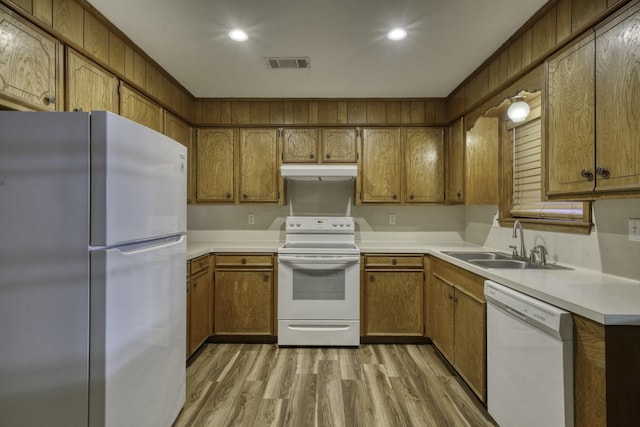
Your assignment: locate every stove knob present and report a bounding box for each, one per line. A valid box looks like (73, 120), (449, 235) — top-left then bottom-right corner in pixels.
(332, 222), (338, 227)
(346, 221), (352, 227)
(296, 220), (302, 227)
(339, 221), (345, 227)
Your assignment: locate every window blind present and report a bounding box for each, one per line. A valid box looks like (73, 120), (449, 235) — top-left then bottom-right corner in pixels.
(511, 118), (583, 220)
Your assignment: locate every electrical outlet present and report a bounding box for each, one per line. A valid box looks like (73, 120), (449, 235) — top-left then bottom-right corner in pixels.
(630, 218), (640, 242)
(248, 213), (255, 225)
(389, 214), (396, 225)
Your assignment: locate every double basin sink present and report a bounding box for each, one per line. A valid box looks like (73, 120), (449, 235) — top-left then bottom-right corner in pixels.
(442, 251), (572, 270)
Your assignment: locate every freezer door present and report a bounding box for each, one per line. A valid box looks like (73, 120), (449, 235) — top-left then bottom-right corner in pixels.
(89, 235), (186, 427)
(90, 112), (187, 246)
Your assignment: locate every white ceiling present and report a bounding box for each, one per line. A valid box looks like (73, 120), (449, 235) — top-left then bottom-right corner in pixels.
(87, 0), (548, 99)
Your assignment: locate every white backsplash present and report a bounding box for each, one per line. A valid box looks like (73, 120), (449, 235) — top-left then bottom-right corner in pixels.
(187, 182), (640, 280)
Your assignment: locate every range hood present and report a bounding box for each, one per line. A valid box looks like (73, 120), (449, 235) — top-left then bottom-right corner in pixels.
(280, 164), (357, 181)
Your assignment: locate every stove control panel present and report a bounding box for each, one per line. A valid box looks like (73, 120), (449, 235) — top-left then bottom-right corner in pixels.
(286, 216), (354, 233)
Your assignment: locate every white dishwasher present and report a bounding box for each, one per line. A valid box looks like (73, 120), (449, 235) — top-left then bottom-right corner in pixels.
(484, 280), (574, 427)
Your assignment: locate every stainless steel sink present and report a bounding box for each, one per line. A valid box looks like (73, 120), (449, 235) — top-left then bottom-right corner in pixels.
(441, 251), (572, 270)
(441, 251), (513, 261)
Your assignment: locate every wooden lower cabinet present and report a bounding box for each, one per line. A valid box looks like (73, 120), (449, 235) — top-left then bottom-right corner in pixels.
(574, 315), (640, 426)
(428, 257), (486, 402)
(214, 254), (274, 335)
(187, 254), (213, 357)
(363, 254), (424, 336)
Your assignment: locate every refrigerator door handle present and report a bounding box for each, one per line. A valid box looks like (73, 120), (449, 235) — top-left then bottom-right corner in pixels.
(115, 235), (185, 255)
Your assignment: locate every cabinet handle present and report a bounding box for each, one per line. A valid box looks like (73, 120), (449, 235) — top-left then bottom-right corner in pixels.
(73, 106), (83, 112)
(581, 169), (594, 181)
(457, 192), (462, 199)
(263, 274), (269, 281)
(44, 96), (56, 105)
(409, 193), (414, 200)
(369, 274), (374, 282)
(391, 193), (398, 200)
(241, 258), (247, 264)
(391, 258), (397, 266)
(309, 153), (315, 160)
(325, 153), (331, 160)
(226, 192), (232, 199)
(596, 166), (610, 179)
(242, 193), (249, 199)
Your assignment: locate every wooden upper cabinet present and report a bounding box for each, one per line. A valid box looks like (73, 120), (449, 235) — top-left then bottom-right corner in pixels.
(282, 128), (318, 162)
(119, 83), (163, 133)
(465, 117), (499, 205)
(360, 128), (401, 203)
(321, 128), (358, 162)
(65, 48), (117, 113)
(0, 5), (61, 111)
(239, 128), (280, 203)
(448, 118), (465, 204)
(196, 128), (235, 203)
(164, 111), (193, 203)
(545, 32), (596, 196)
(404, 127), (445, 203)
(594, 2), (640, 192)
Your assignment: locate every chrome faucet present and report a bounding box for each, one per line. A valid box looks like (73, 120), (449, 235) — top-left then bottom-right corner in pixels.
(530, 244), (548, 265)
(512, 220), (526, 259)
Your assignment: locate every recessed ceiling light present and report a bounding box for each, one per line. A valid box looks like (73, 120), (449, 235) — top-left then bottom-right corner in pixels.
(229, 29), (248, 42)
(387, 28), (407, 41)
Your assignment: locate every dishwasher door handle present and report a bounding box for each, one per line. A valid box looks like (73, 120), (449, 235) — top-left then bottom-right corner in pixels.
(504, 306), (528, 322)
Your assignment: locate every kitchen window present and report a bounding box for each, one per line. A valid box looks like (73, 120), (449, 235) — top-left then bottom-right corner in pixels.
(498, 93), (592, 233)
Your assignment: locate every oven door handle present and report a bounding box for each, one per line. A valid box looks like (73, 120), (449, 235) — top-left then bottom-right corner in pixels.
(278, 255), (360, 267)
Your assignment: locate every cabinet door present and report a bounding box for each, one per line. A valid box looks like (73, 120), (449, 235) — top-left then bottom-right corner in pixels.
(0, 5), (61, 110)
(196, 128), (235, 203)
(119, 83), (163, 132)
(189, 269), (212, 355)
(364, 270), (423, 336)
(282, 128), (318, 162)
(239, 128), (280, 203)
(214, 269), (273, 335)
(465, 117), (499, 204)
(430, 272), (455, 362)
(595, 3), (640, 191)
(360, 128), (401, 203)
(453, 289), (486, 402)
(164, 111), (193, 203)
(321, 128), (357, 163)
(66, 48), (117, 113)
(546, 32), (596, 195)
(448, 118), (464, 204)
(404, 127), (445, 203)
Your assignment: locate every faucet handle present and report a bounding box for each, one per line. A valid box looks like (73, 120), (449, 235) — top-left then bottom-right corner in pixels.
(536, 245), (547, 265)
(508, 245), (518, 257)
(529, 247), (540, 263)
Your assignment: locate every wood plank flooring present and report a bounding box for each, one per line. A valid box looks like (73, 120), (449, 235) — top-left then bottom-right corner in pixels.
(173, 344), (496, 427)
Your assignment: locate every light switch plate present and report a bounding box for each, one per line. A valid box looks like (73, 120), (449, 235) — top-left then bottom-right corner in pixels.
(248, 213), (255, 225)
(389, 214), (396, 225)
(630, 219), (640, 241)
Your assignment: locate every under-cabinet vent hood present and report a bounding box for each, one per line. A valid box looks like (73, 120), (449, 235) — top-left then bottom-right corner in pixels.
(280, 164), (357, 181)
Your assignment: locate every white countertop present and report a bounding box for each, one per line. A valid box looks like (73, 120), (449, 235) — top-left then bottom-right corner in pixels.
(187, 238), (640, 326)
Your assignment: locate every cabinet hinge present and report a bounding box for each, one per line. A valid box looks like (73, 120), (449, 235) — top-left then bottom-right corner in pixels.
(117, 82), (122, 95)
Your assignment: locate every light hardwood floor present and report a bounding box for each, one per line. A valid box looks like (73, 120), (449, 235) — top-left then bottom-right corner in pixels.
(173, 344), (496, 427)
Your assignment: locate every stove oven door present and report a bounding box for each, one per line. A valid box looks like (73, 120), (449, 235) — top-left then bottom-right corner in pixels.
(278, 254), (360, 320)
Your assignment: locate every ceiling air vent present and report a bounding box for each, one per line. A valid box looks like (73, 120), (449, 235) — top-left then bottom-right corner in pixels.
(265, 57), (310, 69)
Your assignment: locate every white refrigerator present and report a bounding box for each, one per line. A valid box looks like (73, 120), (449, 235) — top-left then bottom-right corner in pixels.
(0, 111), (187, 426)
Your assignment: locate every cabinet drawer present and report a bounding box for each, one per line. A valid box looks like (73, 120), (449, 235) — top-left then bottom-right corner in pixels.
(364, 254), (423, 268)
(431, 257), (485, 302)
(215, 254), (273, 267)
(190, 254), (211, 275)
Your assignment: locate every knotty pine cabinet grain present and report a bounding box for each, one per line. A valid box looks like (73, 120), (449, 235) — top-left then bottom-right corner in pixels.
(119, 82), (163, 133)
(448, 117), (465, 204)
(428, 257), (486, 402)
(188, 254), (213, 357)
(65, 48), (117, 113)
(163, 111), (193, 203)
(363, 254), (424, 336)
(0, 4), (62, 111)
(196, 128), (235, 203)
(359, 128), (402, 203)
(239, 128), (281, 203)
(404, 127), (445, 203)
(546, 1), (640, 197)
(214, 254), (274, 336)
